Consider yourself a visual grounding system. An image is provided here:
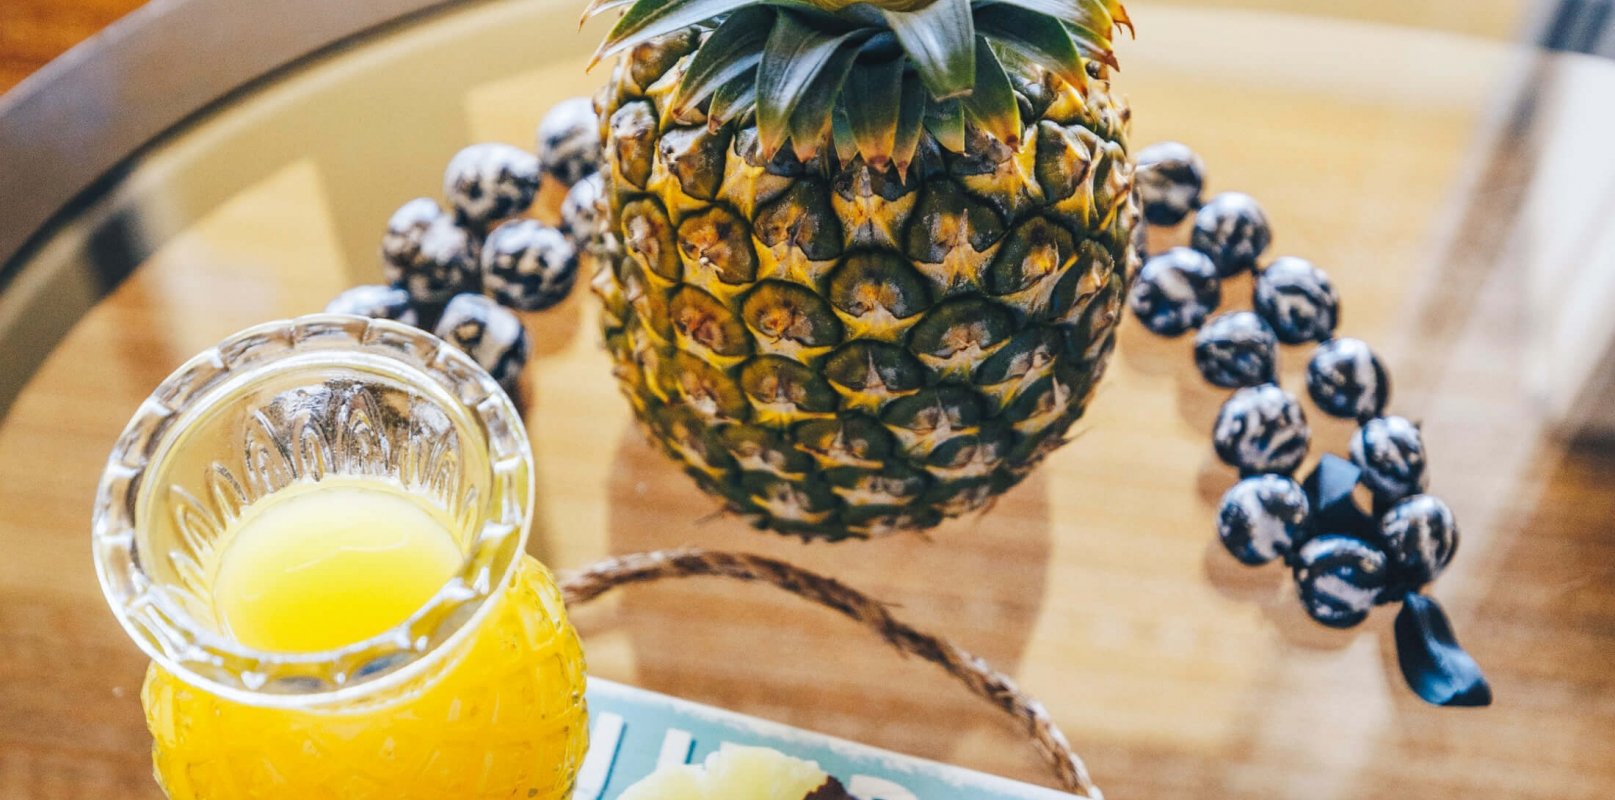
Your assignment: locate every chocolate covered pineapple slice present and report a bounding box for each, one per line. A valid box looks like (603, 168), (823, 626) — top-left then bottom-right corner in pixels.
(620, 746), (854, 800)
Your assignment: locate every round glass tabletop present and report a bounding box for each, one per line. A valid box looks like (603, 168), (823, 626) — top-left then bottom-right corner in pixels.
(3, 1), (1614, 797)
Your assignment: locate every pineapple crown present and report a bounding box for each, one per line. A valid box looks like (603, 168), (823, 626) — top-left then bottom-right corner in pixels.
(585, 0), (1130, 171)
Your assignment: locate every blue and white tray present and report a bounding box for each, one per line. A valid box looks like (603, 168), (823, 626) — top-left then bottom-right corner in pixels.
(577, 679), (1075, 800)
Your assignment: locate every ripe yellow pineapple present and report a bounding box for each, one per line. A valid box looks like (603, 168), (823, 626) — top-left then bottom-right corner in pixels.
(621, 746), (854, 800)
(586, 0), (1138, 539)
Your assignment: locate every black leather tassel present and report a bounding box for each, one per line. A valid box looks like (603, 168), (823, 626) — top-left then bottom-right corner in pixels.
(1394, 592), (1492, 707)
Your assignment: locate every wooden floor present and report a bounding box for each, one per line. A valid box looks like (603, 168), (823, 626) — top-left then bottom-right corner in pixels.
(1, 2), (1611, 800)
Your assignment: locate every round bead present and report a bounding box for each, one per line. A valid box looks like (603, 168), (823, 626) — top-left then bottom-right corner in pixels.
(1194, 311), (1278, 388)
(323, 284), (418, 326)
(381, 199), (479, 305)
(1350, 416), (1428, 500)
(381, 197), (440, 268)
(1213, 384), (1311, 475)
(1307, 337), (1389, 420)
(535, 96), (603, 187)
(434, 293), (531, 389)
(1380, 494), (1459, 586)
(1126, 247), (1221, 337)
(1292, 534), (1390, 628)
(1254, 257), (1339, 344)
(1135, 141), (1206, 226)
(559, 171), (607, 241)
(1190, 192), (1271, 276)
(443, 143), (540, 229)
(1216, 474), (1310, 565)
(481, 219), (579, 312)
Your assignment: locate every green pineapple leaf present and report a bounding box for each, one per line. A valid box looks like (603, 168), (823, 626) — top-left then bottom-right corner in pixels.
(924, 96), (966, 152)
(757, 12), (869, 157)
(843, 55), (904, 169)
(960, 38), (1021, 147)
(673, 7), (773, 118)
(890, 71), (928, 174)
(831, 107), (858, 163)
(787, 36), (865, 160)
(708, 68), (759, 130)
(1062, 21), (1120, 67)
(878, 0), (976, 100)
(579, 0), (634, 26)
(975, 5), (1086, 90)
(977, 0), (1124, 66)
(592, 0), (754, 66)
(981, 0), (1119, 31)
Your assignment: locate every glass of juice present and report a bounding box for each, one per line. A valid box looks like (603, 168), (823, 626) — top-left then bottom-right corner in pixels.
(92, 315), (587, 799)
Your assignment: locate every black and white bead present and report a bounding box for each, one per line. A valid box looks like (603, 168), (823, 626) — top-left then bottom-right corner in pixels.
(1135, 141), (1206, 226)
(434, 293), (531, 389)
(560, 171), (607, 241)
(536, 96), (603, 187)
(1350, 415), (1428, 500)
(1127, 247), (1221, 337)
(1292, 534), (1390, 628)
(1213, 383), (1311, 475)
(381, 200), (479, 306)
(1380, 494), (1459, 586)
(481, 219), (579, 312)
(443, 143), (541, 229)
(1306, 337), (1389, 420)
(1194, 311), (1278, 388)
(1254, 257), (1339, 344)
(1216, 474), (1309, 565)
(381, 197), (443, 270)
(1190, 192), (1271, 277)
(324, 284), (418, 326)
(1143, 152), (1487, 703)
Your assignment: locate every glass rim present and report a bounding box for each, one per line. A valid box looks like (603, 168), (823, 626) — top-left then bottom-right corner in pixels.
(91, 314), (535, 707)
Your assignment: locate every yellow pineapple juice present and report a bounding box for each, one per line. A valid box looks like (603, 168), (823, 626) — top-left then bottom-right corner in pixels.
(141, 478), (588, 800)
(94, 318), (586, 800)
(209, 481), (462, 652)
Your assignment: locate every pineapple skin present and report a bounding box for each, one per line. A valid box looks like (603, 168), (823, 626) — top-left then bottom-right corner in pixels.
(592, 32), (1139, 541)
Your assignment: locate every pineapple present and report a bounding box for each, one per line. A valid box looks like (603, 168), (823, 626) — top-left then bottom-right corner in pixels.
(586, 0), (1138, 540)
(620, 746), (853, 800)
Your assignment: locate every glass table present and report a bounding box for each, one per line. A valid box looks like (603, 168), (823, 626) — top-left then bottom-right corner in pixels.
(2, 1), (1613, 797)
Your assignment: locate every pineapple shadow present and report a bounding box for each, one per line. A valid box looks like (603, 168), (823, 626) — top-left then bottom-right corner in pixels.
(1124, 303), (1367, 652)
(598, 428), (1057, 780)
(520, 287), (584, 359)
(1197, 504), (1358, 653)
(1116, 319), (1226, 436)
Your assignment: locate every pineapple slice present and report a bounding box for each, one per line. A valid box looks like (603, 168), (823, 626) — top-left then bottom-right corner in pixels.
(621, 746), (854, 800)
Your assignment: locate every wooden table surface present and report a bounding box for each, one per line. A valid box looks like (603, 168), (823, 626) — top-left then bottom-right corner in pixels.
(0, 0), (144, 92)
(2, 2), (1612, 799)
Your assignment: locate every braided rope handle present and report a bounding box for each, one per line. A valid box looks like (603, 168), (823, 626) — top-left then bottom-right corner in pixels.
(558, 548), (1102, 799)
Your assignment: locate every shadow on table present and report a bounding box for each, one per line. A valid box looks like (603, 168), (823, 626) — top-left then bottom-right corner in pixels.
(595, 426), (1057, 773)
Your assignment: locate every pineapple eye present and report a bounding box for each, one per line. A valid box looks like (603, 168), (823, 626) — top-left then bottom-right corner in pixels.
(678, 309), (723, 347)
(853, 284), (890, 314)
(620, 198), (680, 280)
(939, 321), (992, 356)
(740, 281), (842, 352)
(678, 208), (757, 284)
(1025, 240), (1062, 278)
(670, 287), (750, 357)
(757, 307), (798, 337)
